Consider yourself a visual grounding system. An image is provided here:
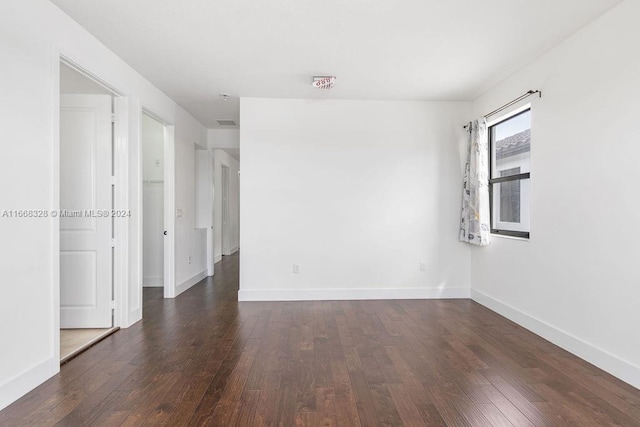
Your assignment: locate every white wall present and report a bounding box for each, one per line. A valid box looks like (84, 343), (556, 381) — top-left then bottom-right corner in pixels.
(239, 99), (471, 301)
(211, 149), (240, 261)
(142, 114), (164, 287)
(0, 0), (207, 410)
(469, 0), (640, 389)
(174, 125), (209, 295)
(207, 129), (240, 150)
(194, 147), (213, 231)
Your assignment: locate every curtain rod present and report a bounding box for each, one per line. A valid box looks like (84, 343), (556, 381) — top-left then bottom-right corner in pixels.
(463, 89), (541, 129)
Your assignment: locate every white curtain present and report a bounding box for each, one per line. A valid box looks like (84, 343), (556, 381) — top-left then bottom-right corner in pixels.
(459, 119), (490, 246)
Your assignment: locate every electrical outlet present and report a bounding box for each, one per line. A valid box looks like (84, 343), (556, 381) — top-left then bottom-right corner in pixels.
(188, 256), (192, 264)
(419, 262), (426, 271)
(292, 264), (300, 274)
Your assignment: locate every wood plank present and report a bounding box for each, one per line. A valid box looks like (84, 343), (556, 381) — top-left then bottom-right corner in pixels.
(476, 403), (514, 427)
(316, 387), (337, 427)
(329, 359), (361, 427)
(387, 383), (427, 426)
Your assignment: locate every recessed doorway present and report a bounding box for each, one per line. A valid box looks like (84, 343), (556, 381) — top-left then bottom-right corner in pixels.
(221, 164), (230, 255)
(142, 113), (165, 291)
(58, 61), (119, 361)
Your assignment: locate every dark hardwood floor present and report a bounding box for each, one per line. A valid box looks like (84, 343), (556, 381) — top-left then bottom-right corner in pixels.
(2, 252), (640, 426)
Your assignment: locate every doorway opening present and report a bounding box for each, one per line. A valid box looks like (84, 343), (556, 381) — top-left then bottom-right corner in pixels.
(221, 164), (230, 256)
(141, 109), (176, 299)
(142, 113), (165, 292)
(58, 62), (119, 362)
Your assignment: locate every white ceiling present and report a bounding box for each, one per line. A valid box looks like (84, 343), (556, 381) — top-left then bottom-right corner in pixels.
(51, 0), (621, 129)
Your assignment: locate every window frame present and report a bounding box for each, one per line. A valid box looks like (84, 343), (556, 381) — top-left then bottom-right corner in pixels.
(488, 108), (531, 239)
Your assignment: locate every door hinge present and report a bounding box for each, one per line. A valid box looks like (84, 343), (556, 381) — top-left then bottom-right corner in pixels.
(110, 176), (116, 186)
(110, 300), (116, 310)
(111, 238), (116, 247)
(111, 113), (116, 123)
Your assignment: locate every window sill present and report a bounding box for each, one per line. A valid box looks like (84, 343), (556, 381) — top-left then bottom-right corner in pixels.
(491, 233), (529, 242)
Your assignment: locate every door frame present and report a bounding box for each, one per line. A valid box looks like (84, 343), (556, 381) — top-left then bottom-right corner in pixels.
(51, 53), (129, 342)
(55, 55), (131, 334)
(141, 109), (176, 298)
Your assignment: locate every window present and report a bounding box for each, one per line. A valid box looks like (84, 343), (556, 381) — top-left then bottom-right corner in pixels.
(489, 108), (530, 238)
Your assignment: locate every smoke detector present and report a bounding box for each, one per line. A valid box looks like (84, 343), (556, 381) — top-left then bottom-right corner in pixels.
(312, 76), (336, 89)
(219, 93), (230, 101)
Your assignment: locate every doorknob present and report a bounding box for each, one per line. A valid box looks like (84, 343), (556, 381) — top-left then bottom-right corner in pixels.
(163, 231), (167, 236)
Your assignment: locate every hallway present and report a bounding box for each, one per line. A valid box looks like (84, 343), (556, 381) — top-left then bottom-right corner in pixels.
(1, 253), (640, 425)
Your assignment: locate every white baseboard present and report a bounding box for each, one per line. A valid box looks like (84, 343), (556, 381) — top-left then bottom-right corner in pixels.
(143, 276), (163, 287)
(222, 246), (239, 256)
(175, 269), (208, 297)
(0, 356), (58, 411)
(238, 287), (470, 302)
(471, 289), (640, 390)
(214, 254), (222, 263)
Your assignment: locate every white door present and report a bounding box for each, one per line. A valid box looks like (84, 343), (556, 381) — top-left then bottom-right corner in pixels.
(60, 94), (113, 328)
